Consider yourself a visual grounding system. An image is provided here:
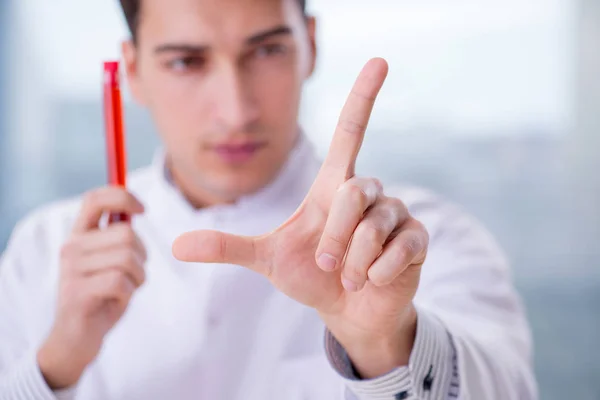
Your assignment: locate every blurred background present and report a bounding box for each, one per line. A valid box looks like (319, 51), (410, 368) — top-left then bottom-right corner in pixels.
(1, 0), (599, 398)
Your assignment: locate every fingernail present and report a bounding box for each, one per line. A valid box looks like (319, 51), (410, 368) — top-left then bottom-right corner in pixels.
(317, 254), (337, 271)
(342, 278), (359, 292)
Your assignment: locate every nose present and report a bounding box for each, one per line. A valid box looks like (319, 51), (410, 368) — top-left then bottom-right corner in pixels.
(211, 63), (259, 133)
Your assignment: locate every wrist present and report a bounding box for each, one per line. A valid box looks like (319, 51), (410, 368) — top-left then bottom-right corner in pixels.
(37, 338), (86, 390)
(327, 304), (418, 379)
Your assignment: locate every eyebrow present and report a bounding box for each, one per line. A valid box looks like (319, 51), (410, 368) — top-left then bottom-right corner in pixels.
(154, 44), (208, 54)
(246, 25), (292, 45)
(153, 25), (293, 54)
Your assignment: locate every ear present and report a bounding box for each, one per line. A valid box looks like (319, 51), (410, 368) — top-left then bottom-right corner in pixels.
(121, 40), (147, 106)
(305, 16), (317, 78)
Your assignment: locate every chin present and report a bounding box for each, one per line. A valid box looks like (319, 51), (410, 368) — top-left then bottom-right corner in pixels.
(209, 173), (271, 200)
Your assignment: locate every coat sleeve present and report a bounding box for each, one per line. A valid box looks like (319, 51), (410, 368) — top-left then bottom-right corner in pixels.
(0, 212), (75, 400)
(399, 187), (537, 400)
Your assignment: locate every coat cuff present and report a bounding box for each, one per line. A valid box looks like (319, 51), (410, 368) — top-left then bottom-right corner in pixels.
(0, 352), (77, 400)
(325, 308), (457, 400)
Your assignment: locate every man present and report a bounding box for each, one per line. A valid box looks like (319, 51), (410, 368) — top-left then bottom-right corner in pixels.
(0, 0), (536, 399)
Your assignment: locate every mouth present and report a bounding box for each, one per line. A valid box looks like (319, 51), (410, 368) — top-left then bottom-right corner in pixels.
(210, 141), (267, 164)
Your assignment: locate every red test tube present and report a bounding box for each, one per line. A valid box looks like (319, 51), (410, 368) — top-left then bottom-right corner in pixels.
(103, 61), (129, 224)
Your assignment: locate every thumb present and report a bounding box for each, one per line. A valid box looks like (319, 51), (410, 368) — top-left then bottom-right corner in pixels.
(172, 230), (259, 269)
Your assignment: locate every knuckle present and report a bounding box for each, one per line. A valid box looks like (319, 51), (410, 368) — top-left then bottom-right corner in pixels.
(366, 177), (383, 194)
(357, 222), (385, 244)
(110, 273), (130, 295)
(379, 207), (398, 227)
(387, 196), (405, 211)
(398, 243), (413, 261)
(372, 177), (383, 190)
(422, 229), (430, 248)
(339, 118), (367, 136)
(399, 236), (420, 261)
(82, 190), (100, 210)
(343, 183), (368, 208)
(387, 197), (408, 217)
(350, 88), (377, 103)
(414, 221), (429, 244)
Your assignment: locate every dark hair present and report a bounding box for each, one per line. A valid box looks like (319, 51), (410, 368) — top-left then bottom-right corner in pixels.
(119, 0), (307, 42)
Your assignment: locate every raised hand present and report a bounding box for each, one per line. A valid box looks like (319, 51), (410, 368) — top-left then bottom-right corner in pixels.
(173, 58), (429, 378)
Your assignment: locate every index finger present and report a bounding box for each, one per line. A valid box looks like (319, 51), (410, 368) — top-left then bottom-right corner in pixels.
(322, 58), (389, 182)
(72, 187), (144, 234)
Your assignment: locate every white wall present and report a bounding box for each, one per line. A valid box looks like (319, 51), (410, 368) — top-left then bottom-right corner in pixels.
(303, 0), (573, 149)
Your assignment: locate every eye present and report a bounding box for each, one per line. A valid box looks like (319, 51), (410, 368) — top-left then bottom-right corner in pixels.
(166, 56), (206, 72)
(253, 43), (288, 59)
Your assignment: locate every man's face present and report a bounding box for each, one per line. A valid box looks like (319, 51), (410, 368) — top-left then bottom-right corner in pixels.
(123, 0), (316, 205)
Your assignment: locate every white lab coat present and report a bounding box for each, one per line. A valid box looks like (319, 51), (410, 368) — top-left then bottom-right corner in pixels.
(0, 136), (537, 399)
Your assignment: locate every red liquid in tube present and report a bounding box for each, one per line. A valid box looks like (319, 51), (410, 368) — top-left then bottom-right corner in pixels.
(103, 61), (129, 224)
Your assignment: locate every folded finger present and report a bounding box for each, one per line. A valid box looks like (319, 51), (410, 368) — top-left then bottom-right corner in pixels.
(70, 223), (147, 260)
(78, 248), (146, 287)
(341, 198), (406, 291)
(367, 219), (429, 286)
(315, 177), (382, 272)
(84, 269), (137, 312)
(72, 188), (144, 234)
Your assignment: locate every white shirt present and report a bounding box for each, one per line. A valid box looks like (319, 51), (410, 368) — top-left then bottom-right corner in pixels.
(0, 135), (537, 400)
